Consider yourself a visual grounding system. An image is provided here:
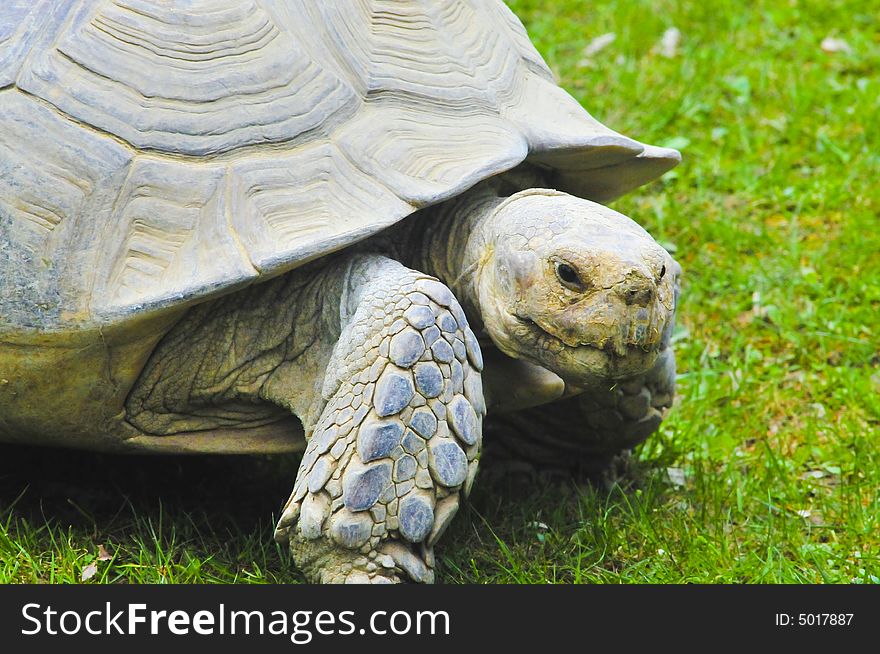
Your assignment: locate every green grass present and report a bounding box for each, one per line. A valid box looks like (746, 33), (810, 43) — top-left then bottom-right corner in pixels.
(1, 0), (878, 584)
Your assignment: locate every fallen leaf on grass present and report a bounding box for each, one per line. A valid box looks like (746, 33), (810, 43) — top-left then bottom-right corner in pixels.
(820, 37), (852, 54)
(655, 27), (681, 58)
(666, 467), (686, 487)
(583, 32), (616, 56)
(577, 32), (615, 66)
(81, 563), (98, 582)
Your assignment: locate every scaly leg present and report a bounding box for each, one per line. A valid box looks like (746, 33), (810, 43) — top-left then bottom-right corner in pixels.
(274, 255), (485, 583)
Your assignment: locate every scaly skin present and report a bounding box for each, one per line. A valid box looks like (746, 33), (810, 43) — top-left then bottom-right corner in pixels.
(129, 255), (483, 583)
(126, 258), (347, 436)
(126, 178), (680, 583)
(276, 257), (483, 583)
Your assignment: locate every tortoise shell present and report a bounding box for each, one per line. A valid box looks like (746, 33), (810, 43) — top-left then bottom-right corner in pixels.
(0, 0), (678, 337)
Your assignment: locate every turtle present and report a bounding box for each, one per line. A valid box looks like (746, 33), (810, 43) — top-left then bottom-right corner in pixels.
(0, 0), (682, 584)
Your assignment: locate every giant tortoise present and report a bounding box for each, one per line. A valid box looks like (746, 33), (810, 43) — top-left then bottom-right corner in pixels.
(0, 0), (681, 583)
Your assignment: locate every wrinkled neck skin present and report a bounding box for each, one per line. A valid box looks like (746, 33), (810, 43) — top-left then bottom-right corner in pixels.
(377, 182), (502, 332)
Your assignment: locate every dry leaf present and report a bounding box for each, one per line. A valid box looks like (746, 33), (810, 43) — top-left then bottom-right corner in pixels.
(656, 27), (681, 58)
(666, 467), (686, 487)
(583, 32), (616, 56)
(821, 37), (852, 54)
(81, 562), (98, 582)
(578, 32), (616, 66)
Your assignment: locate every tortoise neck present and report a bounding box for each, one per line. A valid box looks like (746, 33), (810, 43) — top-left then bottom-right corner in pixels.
(396, 185), (505, 328)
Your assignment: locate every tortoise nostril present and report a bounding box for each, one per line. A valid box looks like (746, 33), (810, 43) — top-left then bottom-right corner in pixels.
(616, 277), (655, 306)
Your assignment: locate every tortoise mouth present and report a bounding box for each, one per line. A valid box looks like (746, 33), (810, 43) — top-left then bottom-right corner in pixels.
(517, 314), (634, 357)
(515, 314), (660, 382)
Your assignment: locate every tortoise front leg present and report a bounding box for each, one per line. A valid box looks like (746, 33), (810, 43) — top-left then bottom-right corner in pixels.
(274, 255), (484, 583)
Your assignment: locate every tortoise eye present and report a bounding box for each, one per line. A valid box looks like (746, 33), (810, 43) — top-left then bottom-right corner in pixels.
(555, 261), (581, 287)
(659, 264), (666, 280)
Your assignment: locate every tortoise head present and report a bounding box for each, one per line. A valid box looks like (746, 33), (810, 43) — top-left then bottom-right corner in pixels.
(473, 189), (680, 387)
